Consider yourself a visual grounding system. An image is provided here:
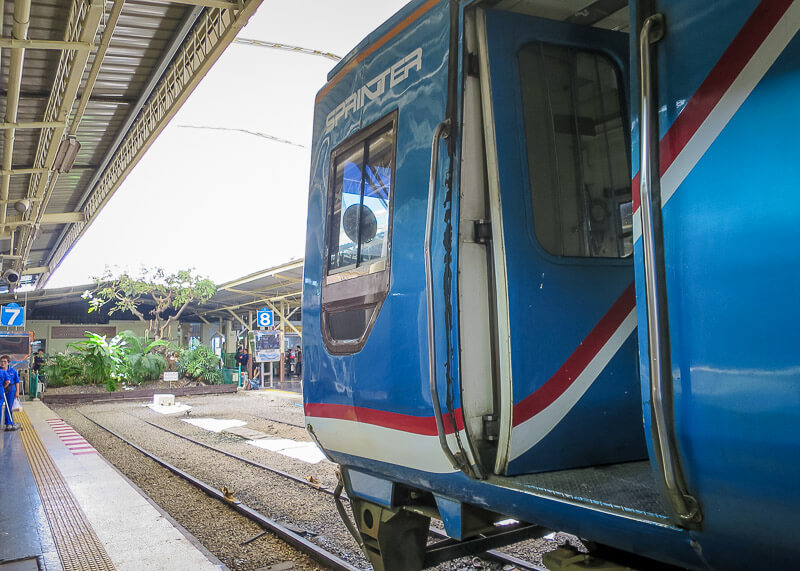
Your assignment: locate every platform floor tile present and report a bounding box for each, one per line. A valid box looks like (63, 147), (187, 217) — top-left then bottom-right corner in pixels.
(23, 401), (222, 571)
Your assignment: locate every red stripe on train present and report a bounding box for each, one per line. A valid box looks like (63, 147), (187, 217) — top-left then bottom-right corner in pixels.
(511, 283), (636, 426)
(304, 402), (465, 436)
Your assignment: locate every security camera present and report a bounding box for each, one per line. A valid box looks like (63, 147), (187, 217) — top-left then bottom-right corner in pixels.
(3, 269), (20, 284)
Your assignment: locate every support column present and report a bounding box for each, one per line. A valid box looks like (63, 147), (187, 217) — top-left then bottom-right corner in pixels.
(224, 319), (236, 354)
(200, 323), (211, 346)
(247, 311), (254, 378)
(280, 300), (285, 383)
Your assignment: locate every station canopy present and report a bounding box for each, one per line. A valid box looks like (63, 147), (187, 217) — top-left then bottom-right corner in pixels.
(182, 258), (303, 332)
(0, 0), (261, 291)
(0, 258), (303, 330)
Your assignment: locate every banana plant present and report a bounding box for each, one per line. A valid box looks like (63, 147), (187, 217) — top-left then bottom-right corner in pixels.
(68, 332), (124, 392)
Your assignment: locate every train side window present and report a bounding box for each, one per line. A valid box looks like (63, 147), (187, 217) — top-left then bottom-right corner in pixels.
(322, 113), (397, 353)
(519, 43), (632, 258)
(328, 123), (394, 279)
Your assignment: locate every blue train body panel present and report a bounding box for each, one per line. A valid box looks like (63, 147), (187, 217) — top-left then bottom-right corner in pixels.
(631, 0), (800, 564)
(303, 1), (800, 568)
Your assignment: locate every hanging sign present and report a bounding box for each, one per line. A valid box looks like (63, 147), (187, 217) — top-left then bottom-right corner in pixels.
(0, 303), (24, 327)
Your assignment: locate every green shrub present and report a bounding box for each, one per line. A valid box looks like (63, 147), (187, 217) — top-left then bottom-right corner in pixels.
(123, 352), (168, 384)
(41, 353), (84, 388)
(68, 332), (123, 392)
(177, 345), (222, 384)
(115, 330), (170, 384)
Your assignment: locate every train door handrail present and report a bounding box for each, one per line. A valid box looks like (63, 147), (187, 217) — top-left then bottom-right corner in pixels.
(425, 119), (464, 473)
(638, 13), (701, 525)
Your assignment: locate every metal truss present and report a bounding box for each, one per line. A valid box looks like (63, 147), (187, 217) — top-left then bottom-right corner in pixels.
(10, 0), (105, 253)
(38, 0), (263, 287)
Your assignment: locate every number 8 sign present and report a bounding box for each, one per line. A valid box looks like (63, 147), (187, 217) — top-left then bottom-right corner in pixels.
(257, 308), (273, 328)
(1, 302), (24, 326)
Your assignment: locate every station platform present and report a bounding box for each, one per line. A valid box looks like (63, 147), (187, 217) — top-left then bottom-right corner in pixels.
(0, 400), (223, 571)
(250, 379), (301, 394)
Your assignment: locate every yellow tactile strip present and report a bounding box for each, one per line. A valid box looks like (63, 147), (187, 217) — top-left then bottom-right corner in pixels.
(16, 409), (117, 571)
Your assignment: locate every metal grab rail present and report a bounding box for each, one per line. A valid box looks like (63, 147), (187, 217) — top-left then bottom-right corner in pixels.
(424, 119), (462, 472)
(638, 13), (701, 524)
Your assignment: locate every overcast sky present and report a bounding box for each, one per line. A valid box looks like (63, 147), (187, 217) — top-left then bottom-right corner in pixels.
(46, 1), (409, 288)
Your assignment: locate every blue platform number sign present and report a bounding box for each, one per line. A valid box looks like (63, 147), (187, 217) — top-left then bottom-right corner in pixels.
(1, 302), (24, 326)
(257, 307), (273, 328)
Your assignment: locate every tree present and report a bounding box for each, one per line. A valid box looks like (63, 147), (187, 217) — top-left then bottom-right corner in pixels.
(83, 267), (216, 344)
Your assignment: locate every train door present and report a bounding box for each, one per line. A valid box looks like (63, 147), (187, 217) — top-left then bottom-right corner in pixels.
(475, 9), (646, 475)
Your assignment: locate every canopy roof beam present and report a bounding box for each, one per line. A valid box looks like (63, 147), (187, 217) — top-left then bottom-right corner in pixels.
(0, 38), (94, 50)
(152, 0), (238, 9)
(10, 0), (106, 269)
(193, 293), (301, 318)
(40, 0), (264, 288)
(3, 212), (85, 228)
(0, 121), (66, 130)
(0, 0), (32, 230)
(225, 308), (249, 329)
(218, 259), (304, 290)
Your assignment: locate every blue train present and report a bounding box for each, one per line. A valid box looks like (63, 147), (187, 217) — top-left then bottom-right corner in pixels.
(302, 1), (800, 568)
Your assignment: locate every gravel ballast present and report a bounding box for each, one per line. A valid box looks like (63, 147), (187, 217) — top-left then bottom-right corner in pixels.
(52, 389), (576, 570)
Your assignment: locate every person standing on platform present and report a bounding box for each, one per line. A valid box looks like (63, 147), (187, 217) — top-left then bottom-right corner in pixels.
(295, 345), (302, 379)
(240, 348), (250, 379)
(32, 349), (45, 374)
(1, 355), (20, 430)
(32, 349), (46, 389)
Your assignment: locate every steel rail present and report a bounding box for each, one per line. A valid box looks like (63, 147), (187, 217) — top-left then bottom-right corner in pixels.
(136, 416), (328, 491)
(135, 412), (542, 571)
(78, 412), (359, 571)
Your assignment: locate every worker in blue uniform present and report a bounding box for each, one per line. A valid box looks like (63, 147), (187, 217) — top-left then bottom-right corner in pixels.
(1, 354), (20, 430)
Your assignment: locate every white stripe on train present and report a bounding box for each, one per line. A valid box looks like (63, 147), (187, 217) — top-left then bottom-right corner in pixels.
(508, 308), (638, 461)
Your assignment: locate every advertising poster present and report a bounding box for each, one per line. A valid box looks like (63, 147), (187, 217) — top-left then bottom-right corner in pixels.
(0, 331), (32, 370)
(254, 330), (282, 363)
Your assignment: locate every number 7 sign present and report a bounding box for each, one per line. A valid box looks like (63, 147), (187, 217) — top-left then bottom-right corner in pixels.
(1, 303), (24, 326)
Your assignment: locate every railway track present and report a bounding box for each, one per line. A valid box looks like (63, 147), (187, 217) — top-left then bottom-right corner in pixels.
(79, 411), (359, 571)
(117, 409), (545, 571)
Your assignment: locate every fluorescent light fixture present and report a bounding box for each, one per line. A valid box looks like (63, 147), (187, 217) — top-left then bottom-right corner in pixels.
(52, 136), (81, 173)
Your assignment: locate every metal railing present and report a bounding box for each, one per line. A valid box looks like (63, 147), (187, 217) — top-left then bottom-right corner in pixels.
(638, 13), (701, 525)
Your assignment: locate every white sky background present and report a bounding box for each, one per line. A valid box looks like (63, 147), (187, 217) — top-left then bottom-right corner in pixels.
(46, 0), (409, 288)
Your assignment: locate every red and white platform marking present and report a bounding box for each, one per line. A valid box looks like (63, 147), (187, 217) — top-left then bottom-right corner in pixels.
(46, 418), (97, 456)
